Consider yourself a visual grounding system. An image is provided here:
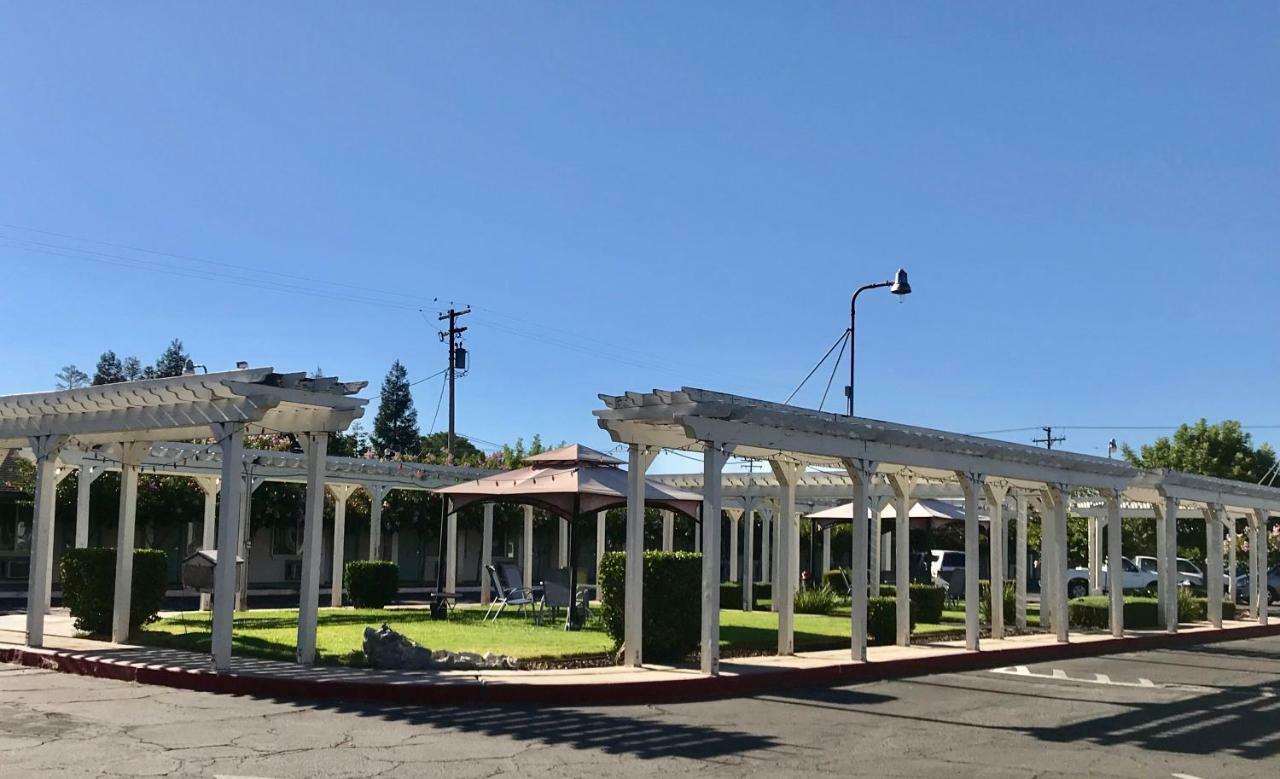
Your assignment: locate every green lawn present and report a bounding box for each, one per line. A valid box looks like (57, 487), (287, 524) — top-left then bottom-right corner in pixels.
(140, 607), (615, 664)
(139, 605), (968, 665)
(942, 601), (1042, 627)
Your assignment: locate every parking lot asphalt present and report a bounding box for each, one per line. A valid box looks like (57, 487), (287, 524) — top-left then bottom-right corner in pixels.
(3, 634), (1278, 778)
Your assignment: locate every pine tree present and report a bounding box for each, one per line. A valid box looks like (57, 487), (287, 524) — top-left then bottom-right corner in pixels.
(369, 360), (420, 457)
(92, 351), (126, 385)
(153, 339), (194, 378)
(54, 365), (89, 390)
(121, 356), (144, 381)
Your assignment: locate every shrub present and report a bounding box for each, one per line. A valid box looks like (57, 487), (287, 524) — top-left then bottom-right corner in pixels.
(1068, 596), (1160, 630)
(1177, 587), (1206, 622)
(880, 583), (946, 623)
(979, 580), (1016, 624)
(343, 561), (399, 608)
(599, 551), (702, 663)
(753, 581), (772, 603)
(61, 548), (168, 636)
(795, 586), (838, 615)
(822, 569), (850, 595)
(720, 581), (743, 611)
(867, 596), (914, 645)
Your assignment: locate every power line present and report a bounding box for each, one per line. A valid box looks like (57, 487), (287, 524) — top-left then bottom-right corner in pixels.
(784, 330), (849, 406)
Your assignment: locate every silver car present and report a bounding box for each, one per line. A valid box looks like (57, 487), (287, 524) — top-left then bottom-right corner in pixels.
(1235, 565), (1280, 605)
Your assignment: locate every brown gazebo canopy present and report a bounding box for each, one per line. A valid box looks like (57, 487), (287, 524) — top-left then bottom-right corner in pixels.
(434, 444), (701, 519)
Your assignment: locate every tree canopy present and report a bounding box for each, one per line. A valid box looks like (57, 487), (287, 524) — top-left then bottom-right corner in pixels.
(1122, 419), (1277, 484)
(369, 360), (420, 457)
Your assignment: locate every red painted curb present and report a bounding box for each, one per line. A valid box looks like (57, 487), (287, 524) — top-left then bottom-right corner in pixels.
(5, 623), (1280, 706)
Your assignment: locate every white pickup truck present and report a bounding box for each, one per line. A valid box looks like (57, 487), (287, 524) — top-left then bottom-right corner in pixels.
(1063, 557), (1158, 599)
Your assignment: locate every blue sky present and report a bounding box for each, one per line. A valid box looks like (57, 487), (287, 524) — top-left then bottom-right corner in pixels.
(1, 4), (1276, 472)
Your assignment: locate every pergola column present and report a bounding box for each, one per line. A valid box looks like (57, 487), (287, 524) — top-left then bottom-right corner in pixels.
(42, 464), (76, 612)
(522, 505), (534, 590)
(296, 432), (329, 665)
(446, 499), (458, 594)
(595, 510), (606, 585)
(1039, 493), (1057, 634)
(195, 477), (220, 612)
(235, 474), (260, 612)
(984, 481), (1009, 641)
(662, 510), (674, 552)
(770, 460), (803, 655)
(623, 444), (658, 667)
(1153, 494), (1178, 632)
(869, 495), (885, 597)
(1088, 517), (1103, 596)
(74, 464), (104, 549)
(888, 473), (916, 646)
(111, 443), (149, 644)
(727, 510), (740, 582)
(957, 471), (985, 651)
(210, 422), (245, 672)
(480, 503), (495, 605)
(24, 434), (67, 647)
(842, 459), (876, 661)
(1228, 518), (1238, 606)
(759, 508), (771, 600)
(1204, 504), (1224, 628)
(1044, 484), (1070, 643)
(701, 442), (731, 675)
(742, 502), (755, 610)
(367, 484), (390, 560)
(1253, 508), (1269, 626)
(820, 524), (831, 577)
(1014, 492), (1028, 631)
(327, 484), (356, 608)
(1103, 491), (1124, 637)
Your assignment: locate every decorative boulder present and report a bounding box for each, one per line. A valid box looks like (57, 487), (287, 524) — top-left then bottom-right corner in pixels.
(362, 624), (434, 670)
(361, 624), (520, 671)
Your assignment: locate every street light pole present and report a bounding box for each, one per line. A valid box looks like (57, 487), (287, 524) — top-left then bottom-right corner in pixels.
(848, 268), (911, 417)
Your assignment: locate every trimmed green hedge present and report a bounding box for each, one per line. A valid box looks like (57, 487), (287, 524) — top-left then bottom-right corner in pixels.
(599, 551), (702, 662)
(867, 596), (914, 645)
(720, 581), (743, 610)
(822, 569), (849, 595)
(61, 548), (168, 636)
(753, 581), (772, 603)
(343, 561), (399, 608)
(1069, 591), (1235, 630)
(878, 583), (945, 623)
(979, 580), (1016, 624)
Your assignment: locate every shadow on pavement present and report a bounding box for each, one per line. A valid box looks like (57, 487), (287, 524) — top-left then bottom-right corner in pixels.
(289, 697), (782, 760)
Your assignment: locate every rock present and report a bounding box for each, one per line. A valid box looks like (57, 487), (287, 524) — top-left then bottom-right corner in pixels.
(362, 624), (435, 670)
(360, 624), (520, 672)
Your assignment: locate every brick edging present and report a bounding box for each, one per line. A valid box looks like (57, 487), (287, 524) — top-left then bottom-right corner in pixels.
(5, 623), (1279, 706)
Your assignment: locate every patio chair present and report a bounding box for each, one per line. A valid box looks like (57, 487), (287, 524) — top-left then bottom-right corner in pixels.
(539, 571), (571, 626)
(483, 564), (538, 622)
(943, 568), (966, 609)
(838, 568), (853, 596)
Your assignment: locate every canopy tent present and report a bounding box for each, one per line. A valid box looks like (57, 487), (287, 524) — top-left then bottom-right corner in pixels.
(434, 443), (703, 628)
(807, 497), (991, 530)
(435, 444), (701, 519)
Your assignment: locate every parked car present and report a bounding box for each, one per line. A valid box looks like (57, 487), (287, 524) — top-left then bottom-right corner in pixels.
(1133, 555), (1230, 591)
(1063, 557), (1157, 599)
(929, 550), (965, 587)
(1235, 565), (1280, 605)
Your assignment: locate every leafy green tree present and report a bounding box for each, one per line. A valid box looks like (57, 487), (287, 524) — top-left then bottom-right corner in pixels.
(54, 365), (89, 390)
(1122, 419), (1276, 483)
(419, 431), (482, 464)
(1123, 420), (1278, 566)
(369, 361), (420, 458)
(121, 356), (144, 381)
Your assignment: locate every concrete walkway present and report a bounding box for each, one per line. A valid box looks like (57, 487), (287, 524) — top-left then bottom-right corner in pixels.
(2, 610), (1276, 705)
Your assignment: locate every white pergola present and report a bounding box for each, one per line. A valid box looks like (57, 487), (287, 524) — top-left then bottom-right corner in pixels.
(597, 387), (1280, 676)
(40, 441), (494, 610)
(0, 368), (367, 671)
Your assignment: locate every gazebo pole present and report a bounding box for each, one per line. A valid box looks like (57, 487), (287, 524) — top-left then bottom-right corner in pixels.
(566, 494), (582, 630)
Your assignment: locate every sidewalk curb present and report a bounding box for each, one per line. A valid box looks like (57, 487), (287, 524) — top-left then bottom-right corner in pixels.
(5, 623), (1278, 706)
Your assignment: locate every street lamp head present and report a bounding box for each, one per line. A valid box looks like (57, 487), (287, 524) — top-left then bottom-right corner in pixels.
(889, 268), (911, 296)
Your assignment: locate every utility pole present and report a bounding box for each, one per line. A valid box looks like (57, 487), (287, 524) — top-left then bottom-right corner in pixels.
(1033, 426), (1066, 450)
(437, 306), (471, 461)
